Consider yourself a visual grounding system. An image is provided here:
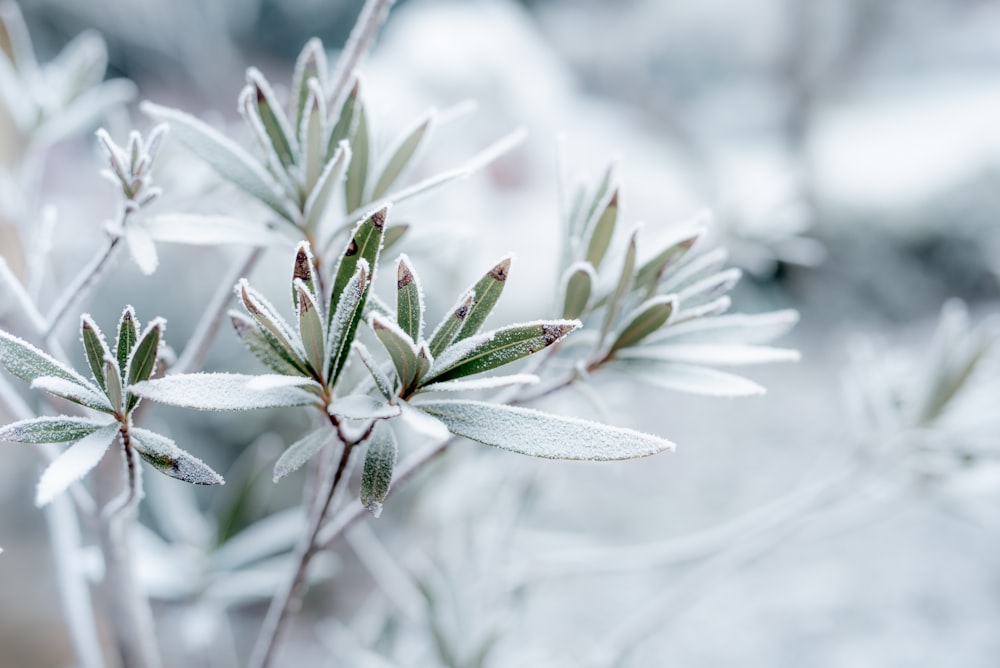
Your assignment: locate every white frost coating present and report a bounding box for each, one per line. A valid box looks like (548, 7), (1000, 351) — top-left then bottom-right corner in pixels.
(130, 428), (224, 485)
(650, 309), (799, 345)
(246, 375), (322, 392)
(617, 360), (766, 397)
(618, 344), (800, 366)
(353, 341), (395, 400)
(328, 395), (400, 420)
(426, 288), (475, 348)
(395, 253), (426, 342)
(273, 428), (335, 481)
(661, 247), (729, 293)
(31, 376), (113, 413)
(125, 224), (159, 275)
(0, 416), (112, 443)
(417, 400), (674, 461)
(426, 329), (496, 377)
(418, 374), (540, 393)
(399, 403), (450, 442)
(131, 373), (318, 411)
(209, 507), (305, 571)
(142, 214), (292, 247)
(36, 424), (119, 506)
(675, 268), (742, 304)
(0, 329), (96, 389)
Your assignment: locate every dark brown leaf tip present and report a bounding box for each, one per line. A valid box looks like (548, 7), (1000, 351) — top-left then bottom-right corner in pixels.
(609, 189), (619, 208)
(490, 257), (512, 282)
(293, 244), (313, 282)
(344, 239), (359, 257)
(255, 84), (266, 102)
(296, 284), (314, 313)
(370, 206), (388, 230)
(230, 314), (252, 337)
(397, 261), (414, 290)
(542, 322), (577, 345)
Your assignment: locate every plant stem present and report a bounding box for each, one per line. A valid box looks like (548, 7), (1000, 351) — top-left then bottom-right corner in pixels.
(248, 417), (372, 668)
(44, 234), (123, 338)
(172, 247), (263, 375)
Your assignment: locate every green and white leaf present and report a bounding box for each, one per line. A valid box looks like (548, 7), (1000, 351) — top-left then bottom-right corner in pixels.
(0, 416), (111, 443)
(371, 314), (421, 393)
(31, 376), (113, 413)
(231, 313), (303, 376)
(326, 260), (370, 385)
(608, 295), (676, 354)
(371, 109), (436, 200)
(353, 342), (396, 400)
(360, 422), (397, 518)
(561, 261), (595, 320)
(131, 373), (319, 411)
(125, 318), (164, 411)
(427, 289), (475, 358)
(613, 359), (766, 397)
(273, 427), (336, 482)
(417, 400), (674, 461)
(116, 306), (138, 376)
(395, 254), (424, 343)
(304, 141), (350, 232)
(131, 427), (224, 486)
(344, 100), (369, 213)
(80, 316), (111, 390)
(328, 395), (400, 420)
(0, 329), (95, 389)
(650, 309), (799, 345)
(417, 373), (539, 393)
(456, 255), (511, 342)
(36, 424), (119, 506)
(295, 281), (326, 376)
(599, 228), (637, 345)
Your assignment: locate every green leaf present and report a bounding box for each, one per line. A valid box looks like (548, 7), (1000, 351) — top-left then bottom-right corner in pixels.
(32, 376), (113, 413)
(648, 309), (799, 345)
(561, 262), (595, 320)
(125, 318), (164, 411)
(395, 254), (424, 343)
(608, 296), (676, 354)
(246, 68), (297, 167)
(675, 268), (741, 307)
(80, 315), (111, 390)
(634, 223), (705, 292)
(141, 101), (298, 223)
(372, 110), (436, 199)
(131, 373), (320, 411)
(0, 416), (110, 443)
(327, 77), (360, 162)
(599, 228), (638, 346)
(417, 400), (674, 461)
(115, 306), (138, 376)
(344, 100), (369, 213)
(35, 424), (120, 506)
(295, 280), (326, 378)
(304, 141), (350, 232)
(291, 241), (319, 311)
(103, 357), (123, 413)
(360, 422), (397, 518)
(273, 427), (335, 482)
(575, 161), (616, 238)
(298, 79), (327, 193)
(131, 427), (224, 485)
(584, 188), (618, 269)
(660, 247), (728, 295)
(425, 320), (578, 385)
(353, 341), (396, 400)
(326, 260), (370, 386)
(291, 38), (328, 135)
(327, 206), (387, 330)
(238, 279), (308, 373)
(456, 256), (512, 342)
(427, 290), (475, 358)
(0, 330), (93, 389)
(230, 313), (304, 376)
(371, 314), (421, 394)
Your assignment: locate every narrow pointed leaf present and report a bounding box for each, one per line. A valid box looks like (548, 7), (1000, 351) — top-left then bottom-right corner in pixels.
(131, 373), (319, 411)
(141, 102), (298, 222)
(372, 110), (436, 199)
(327, 206), (387, 329)
(32, 376), (113, 413)
(80, 316), (111, 390)
(353, 342), (396, 400)
(238, 280), (307, 371)
(618, 344), (800, 366)
(427, 290), (475, 357)
(575, 162), (617, 237)
(456, 256), (512, 342)
(661, 247), (729, 295)
(327, 77), (361, 160)
(299, 79), (327, 192)
(246, 68), (297, 167)
(425, 320), (578, 385)
(650, 309), (799, 345)
(295, 281), (326, 377)
(326, 260), (369, 385)
(291, 242), (319, 311)
(609, 296), (676, 354)
(634, 221), (707, 291)
(36, 424), (120, 506)
(0, 416), (110, 444)
(599, 229), (638, 345)
(304, 141), (350, 232)
(131, 427), (224, 485)
(344, 101), (369, 212)
(676, 268), (742, 306)
(396, 254), (424, 343)
(116, 307), (138, 376)
(104, 358), (123, 413)
(418, 400), (674, 460)
(231, 313), (304, 376)
(328, 395), (400, 420)
(125, 319), (164, 411)
(371, 314), (421, 393)
(360, 422), (397, 517)
(291, 38), (328, 134)
(273, 427), (336, 482)
(0, 330), (93, 389)
(561, 262), (595, 320)
(615, 359), (766, 397)
(585, 189), (618, 269)
(417, 373), (539, 393)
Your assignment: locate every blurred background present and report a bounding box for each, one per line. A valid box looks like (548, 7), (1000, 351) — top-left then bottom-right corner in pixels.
(2, 0), (999, 666)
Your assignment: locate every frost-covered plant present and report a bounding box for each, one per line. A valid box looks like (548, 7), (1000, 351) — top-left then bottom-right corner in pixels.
(0, 1), (806, 667)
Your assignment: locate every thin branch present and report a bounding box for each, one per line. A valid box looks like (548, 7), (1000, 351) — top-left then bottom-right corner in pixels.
(43, 234), (122, 338)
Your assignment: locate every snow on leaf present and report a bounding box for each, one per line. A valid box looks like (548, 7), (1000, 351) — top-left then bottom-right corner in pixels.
(417, 373), (540, 393)
(31, 376), (114, 413)
(131, 373), (319, 411)
(614, 359), (766, 397)
(0, 416), (112, 443)
(417, 399), (674, 461)
(328, 395), (400, 420)
(245, 375), (322, 392)
(130, 427), (224, 486)
(353, 341), (395, 400)
(619, 344), (800, 366)
(360, 422), (397, 517)
(36, 424), (119, 506)
(649, 309), (799, 345)
(0, 329), (95, 389)
(273, 427), (336, 482)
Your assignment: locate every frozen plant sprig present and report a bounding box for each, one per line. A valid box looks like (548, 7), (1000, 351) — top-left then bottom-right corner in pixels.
(0, 307), (223, 508)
